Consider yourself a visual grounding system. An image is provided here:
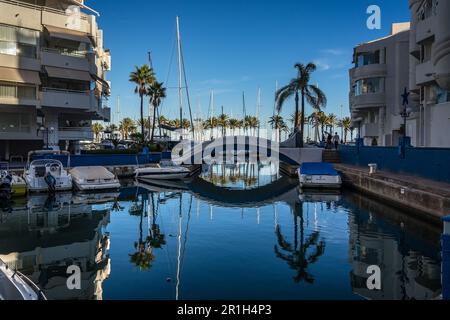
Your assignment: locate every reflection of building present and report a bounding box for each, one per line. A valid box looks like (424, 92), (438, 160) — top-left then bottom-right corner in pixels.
(0, 0), (111, 159)
(347, 193), (442, 300)
(349, 23), (411, 146)
(0, 194), (111, 300)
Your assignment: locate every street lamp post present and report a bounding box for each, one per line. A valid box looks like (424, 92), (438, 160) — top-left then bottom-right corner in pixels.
(37, 126), (55, 150)
(400, 88), (412, 159)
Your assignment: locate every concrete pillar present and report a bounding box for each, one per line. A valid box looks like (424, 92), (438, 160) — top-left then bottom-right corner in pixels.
(443, 215), (450, 300)
(433, 0), (450, 90)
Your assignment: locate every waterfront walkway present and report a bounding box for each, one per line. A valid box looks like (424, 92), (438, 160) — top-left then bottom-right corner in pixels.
(335, 163), (450, 222)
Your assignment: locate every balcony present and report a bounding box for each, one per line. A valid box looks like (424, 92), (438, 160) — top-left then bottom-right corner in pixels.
(416, 61), (435, 85)
(416, 17), (435, 43)
(59, 127), (94, 141)
(351, 93), (386, 109)
(40, 48), (90, 71)
(41, 88), (95, 110)
(350, 64), (387, 80)
(0, 53), (40, 71)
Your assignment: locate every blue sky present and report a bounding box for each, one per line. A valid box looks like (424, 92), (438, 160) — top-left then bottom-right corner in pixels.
(92, 0), (410, 126)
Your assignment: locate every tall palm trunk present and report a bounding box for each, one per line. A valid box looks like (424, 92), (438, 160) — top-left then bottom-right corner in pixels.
(294, 91), (300, 129)
(140, 94), (145, 143)
(150, 104), (157, 143)
(300, 89), (305, 148)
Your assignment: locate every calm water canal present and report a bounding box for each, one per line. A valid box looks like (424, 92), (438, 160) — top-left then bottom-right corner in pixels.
(0, 164), (443, 300)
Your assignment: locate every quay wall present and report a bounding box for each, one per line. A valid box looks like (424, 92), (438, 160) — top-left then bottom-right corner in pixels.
(335, 164), (450, 222)
(339, 145), (450, 183)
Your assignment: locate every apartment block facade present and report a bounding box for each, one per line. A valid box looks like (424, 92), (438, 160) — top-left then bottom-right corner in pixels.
(0, 0), (111, 160)
(350, 0), (450, 148)
(408, 0), (450, 147)
(350, 23), (411, 147)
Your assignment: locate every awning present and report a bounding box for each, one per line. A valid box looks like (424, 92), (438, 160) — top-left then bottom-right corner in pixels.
(92, 74), (110, 88)
(0, 67), (41, 85)
(67, 0), (100, 16)
(45, 66), (91, 82)
(44, 25), (91, 44)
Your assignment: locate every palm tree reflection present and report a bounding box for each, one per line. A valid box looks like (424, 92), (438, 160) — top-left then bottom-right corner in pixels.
(129, 192), (166, 271)
(274, 202), (326, 284)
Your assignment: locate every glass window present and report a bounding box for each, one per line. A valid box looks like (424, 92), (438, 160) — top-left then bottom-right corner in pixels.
(355, 78), (384, 96)
(436, 86), (450, 104)
(356, 51), (380, 67)
(0, 113), (30, 133)
(0, 24), (38, 58)
(0, 83), (36, 99)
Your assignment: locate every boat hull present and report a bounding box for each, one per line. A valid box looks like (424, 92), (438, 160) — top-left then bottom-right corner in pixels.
(137, 172), (190, 181)
(73, 181), (121, 191)
(299, 175), (342, 189)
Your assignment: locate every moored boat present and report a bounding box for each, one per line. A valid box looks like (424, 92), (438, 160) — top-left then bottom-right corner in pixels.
(70, 166), (121, 191)
(135, 161), (191, 181)
(1, 163), (27, 197)
(0, 259), (47, 301)
(298, 162), (342, 189)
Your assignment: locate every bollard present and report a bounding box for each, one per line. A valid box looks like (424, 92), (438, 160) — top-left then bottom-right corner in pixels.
(443, 215), (450, 300)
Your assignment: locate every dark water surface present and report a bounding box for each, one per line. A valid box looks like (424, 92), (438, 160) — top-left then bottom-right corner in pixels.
(0, 164), (442, 300)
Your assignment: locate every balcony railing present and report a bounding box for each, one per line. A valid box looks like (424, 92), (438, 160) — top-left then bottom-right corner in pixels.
(42, 87), (90, 95)
(41, 47), (87, 59)
(0, 0), (88, 20)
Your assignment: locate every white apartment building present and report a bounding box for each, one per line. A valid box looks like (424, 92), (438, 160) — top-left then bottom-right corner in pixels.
(349, 23), (412, 147)
(408, 0), (450, 147)
(0, 0), (111, 160)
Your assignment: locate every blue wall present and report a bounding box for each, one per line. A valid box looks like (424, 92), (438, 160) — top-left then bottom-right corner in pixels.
(339, 145), (450, 183)
(32, 152), (172, 168)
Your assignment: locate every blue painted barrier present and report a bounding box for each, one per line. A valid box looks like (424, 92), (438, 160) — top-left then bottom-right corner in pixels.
(31, 152), (173, 168)
(339, 145), (450, 183)
(443, 216), (450, 300)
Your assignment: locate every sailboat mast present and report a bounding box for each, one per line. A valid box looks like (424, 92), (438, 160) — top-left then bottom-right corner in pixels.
(176, 16), (183, 134)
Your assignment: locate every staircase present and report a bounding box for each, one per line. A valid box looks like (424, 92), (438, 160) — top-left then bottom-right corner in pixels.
(323, 150), (341, 163)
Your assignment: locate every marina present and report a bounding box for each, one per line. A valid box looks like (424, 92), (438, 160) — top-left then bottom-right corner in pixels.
(0, 0), (449, 305)
(0, 164), (444, 300)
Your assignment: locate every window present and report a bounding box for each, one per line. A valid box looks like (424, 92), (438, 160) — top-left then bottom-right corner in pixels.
(436, 86), (450, 104)
(355, 78), (384, 96)
(0, 83), (36, 100)
(356, 50), (380, 67)
(0, 24), (39, 58)
(0, 113), (31, 133)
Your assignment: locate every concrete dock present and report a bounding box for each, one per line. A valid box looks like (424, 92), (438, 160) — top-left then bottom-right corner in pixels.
(335, 163), (450, 222)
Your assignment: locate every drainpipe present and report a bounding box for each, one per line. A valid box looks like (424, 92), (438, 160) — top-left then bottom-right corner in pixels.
(443, 215), (450, 300)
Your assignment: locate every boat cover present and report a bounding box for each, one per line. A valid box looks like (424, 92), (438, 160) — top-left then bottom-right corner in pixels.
(299, 163), (339, 176)
(70, 167), (115, 180)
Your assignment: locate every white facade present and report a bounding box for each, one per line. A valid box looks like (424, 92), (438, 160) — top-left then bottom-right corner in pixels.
(0, 0), (111, 160)
(408, 0), (450, 148)
(349, 23), (412, 147)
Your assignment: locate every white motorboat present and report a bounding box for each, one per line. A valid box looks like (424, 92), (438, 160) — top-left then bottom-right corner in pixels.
(25, 159), (73, 193)
(70, 166), (121, 191)
(298, 162), (342, 189)
(135, 161), (191, 181)
(0, 259), (47, 300)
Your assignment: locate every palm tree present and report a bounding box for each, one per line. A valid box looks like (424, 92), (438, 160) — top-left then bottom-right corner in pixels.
(92, 123), (104, 143)
(269, 115), (286, 142)
(276, 63), (327, 147)
(317, 111), (328, 140)
(119, 118), (136, 140)
(341, 117), (352, 143)
(129, 65), (156, 143)
(326, 113), (337, 134)
(217, 113), (229, 136)
(228, 118), (241, 136)
(147, 81), (167, 143)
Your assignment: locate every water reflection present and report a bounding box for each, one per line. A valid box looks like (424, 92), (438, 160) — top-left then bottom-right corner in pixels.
(0, 193), (111, 300)
(0, 164), (444, 300)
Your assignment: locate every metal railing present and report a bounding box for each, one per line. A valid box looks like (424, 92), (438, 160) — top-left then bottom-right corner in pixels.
(41, 47), (87, 58)
(0, 0), (88, 20)
(42, 87), (91, 95)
